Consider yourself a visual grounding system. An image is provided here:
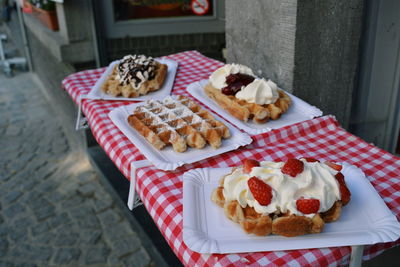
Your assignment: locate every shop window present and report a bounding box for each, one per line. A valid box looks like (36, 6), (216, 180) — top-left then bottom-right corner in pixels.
(100, 0), (225, 38)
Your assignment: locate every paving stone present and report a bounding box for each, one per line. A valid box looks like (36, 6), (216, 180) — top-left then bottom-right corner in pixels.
(36, 180), (59, 194)
(9, 227), (28, 242)
(0, 237), (9, 257)
(112, 236), (141, 258)
(48, 212), (71, 228)
(14, 216), (34, 229)
(54, 233), (79, 246)
(103, 221), (135, 240)
(80, 229), (102, 244)
(97, 209), (121, 226)
(15, 263), (38, 267)
(77, 171), (96, 185)
(3, 191), (22, 204)
(85, 246), (110, 264)
(31, 221), (51, 236)
(34, 203), (55, 221)
(3, 203), (27, 219)
(5, 125), (22, 136)
(33, 232), (54, 245)
(77, 183), (96, 197)
(77, 215), (101, 229)
(0, 225), (9, 236)
(53, 248), (81, 265)
(122, 248), (151, 267)
(93, 199), (113, 213)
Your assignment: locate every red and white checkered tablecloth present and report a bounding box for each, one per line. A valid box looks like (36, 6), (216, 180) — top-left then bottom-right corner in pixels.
(62, 51), (400, 266)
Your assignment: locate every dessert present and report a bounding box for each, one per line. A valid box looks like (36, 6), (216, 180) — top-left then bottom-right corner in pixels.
(127, 95), (230, 152)
(102, 54), (168, 98)
(204, 64), (291, 123)
(211, 158), (351, 237)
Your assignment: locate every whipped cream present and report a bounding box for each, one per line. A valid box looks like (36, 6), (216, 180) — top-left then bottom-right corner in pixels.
(209, 64), (255, 89)
(222, 159), (341, 217)
(235, 78), (279, 105)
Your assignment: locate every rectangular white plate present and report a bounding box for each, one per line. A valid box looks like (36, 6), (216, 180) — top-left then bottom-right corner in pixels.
(108, 97), (253, 171)
(183, 164), (400, 253)
(87, 58), (178, 101)
(187, 80), (323, 135)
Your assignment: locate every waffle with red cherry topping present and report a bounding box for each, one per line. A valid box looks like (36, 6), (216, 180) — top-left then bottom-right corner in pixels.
(211, 158), (350, 237)
(127, 96), (230, 152)
(204, 83), (291, 124)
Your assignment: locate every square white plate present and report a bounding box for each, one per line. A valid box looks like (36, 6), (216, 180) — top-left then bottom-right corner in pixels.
(87, 58), (178, 101)
(108, 97), (253, 171)
(183, 164), (400, 253)
(187, 80), (323, 135)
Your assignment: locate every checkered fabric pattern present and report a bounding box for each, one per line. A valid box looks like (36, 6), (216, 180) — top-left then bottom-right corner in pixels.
(62, 51), (400, 266)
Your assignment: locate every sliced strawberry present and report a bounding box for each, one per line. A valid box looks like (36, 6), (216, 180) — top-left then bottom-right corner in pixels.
(335, 172), (351, 205)
(281, 158), (304, 177)
(243, 159), (260, 174)
(325, 161), (343, 171)
(248, 177), (272, 206)
(303, 157), (319, 163)
(296, 198), (320, 214)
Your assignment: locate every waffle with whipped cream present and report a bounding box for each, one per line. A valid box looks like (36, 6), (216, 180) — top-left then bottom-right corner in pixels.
(211, 158), (351, 237)
(102, 55), (168, 98)
(204, 64), (291, 123)
(127, 96), (231, 152)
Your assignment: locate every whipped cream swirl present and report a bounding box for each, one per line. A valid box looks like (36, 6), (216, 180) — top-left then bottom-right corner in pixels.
(117, 55), (157, 89)
(222, 159), (341, 217)
(235, 78), (279, 105)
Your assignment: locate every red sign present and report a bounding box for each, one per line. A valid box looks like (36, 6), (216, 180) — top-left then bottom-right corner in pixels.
(191, 0), (210, 16)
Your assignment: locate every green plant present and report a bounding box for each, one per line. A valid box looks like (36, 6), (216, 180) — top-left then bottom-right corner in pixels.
(29, 0), (55, 11)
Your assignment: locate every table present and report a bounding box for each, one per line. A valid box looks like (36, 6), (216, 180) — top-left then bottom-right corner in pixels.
(62, 51), (400, 266)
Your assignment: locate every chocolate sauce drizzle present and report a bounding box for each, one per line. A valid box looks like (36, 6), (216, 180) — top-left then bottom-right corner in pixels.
(117, 55), (157, 89)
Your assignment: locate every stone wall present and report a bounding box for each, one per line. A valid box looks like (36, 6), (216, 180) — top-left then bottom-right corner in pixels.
(226, 0), (364, 127)
(106, 33), (226, 62)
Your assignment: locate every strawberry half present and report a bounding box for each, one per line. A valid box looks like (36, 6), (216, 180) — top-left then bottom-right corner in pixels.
(335, 172), (351, 205)
(247, 177), (272, 206)
(281, 158), (304, 177)
(243, 159), (260, 174)
(296, 198), (320, 214)
(325, 161), (342, 171)
(303, 157), (319, 163)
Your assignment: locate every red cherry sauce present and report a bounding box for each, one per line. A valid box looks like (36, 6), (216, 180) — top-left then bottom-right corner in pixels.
(221, 73), (255, 95)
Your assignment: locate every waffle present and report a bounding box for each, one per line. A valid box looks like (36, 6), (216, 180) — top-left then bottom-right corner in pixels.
(127, 96), (231, 152)
(102, 59), (168, 98)
(204, 83), (291, 123)
(211, 160), (349, 237)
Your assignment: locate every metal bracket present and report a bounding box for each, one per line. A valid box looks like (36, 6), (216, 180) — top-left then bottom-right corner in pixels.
(75, 95), (90, 130)
(349, 245), (364, 267)
(128, 160), (151, 210)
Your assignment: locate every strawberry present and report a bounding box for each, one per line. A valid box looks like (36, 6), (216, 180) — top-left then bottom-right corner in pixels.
(243, 159), (260, 174)
(281, 158), (304, 177)
(335, 172), (351, 205)
(325, 161), (342, 171)
(303, 157), (319, 163)
(296, 198), (320, 214)
(247, 177), (272, 206)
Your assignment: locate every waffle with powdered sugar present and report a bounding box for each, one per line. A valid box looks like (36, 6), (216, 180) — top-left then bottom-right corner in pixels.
(127, 96), (230, 152)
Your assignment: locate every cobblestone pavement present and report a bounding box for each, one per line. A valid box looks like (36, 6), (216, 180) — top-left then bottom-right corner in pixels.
(0, 72), (152, 266)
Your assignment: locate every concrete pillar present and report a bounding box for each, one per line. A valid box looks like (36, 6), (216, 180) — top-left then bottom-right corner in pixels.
(226, 0), (364, 127)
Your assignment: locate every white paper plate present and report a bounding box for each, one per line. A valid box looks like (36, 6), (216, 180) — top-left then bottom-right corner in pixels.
(87, 58), (178, 101)
(187, 80), (323, 135)
(183, 164), (400, 253)
(108, 98), (253, 171)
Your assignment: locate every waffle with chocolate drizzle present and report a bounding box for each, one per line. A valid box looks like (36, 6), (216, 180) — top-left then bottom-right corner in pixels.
(102, 55), (168, 98)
